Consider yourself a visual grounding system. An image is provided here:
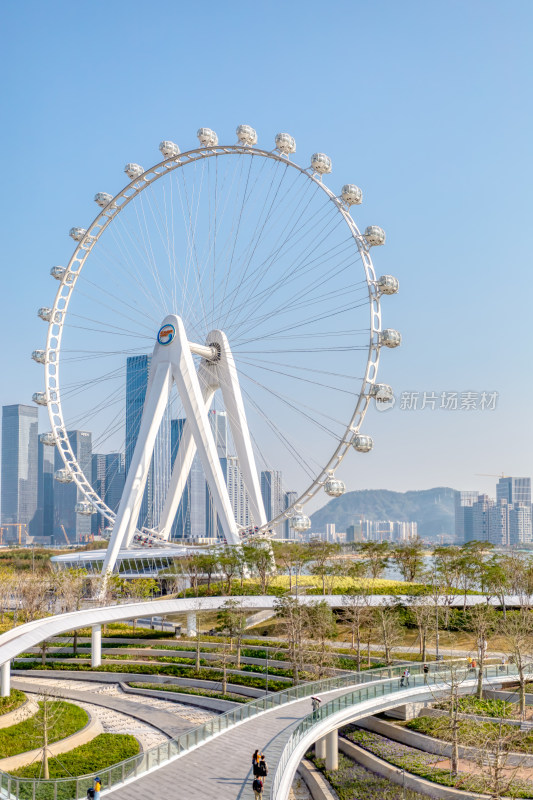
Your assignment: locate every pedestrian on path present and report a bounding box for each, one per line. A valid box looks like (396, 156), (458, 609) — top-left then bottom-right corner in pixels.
(93, 777), (101, 800)
(252, 750), (261, 777)
(253, 777), (264, 799)
(423, 663), (429, 683)
(400, 668), (410, 687)
(311, 696), (321, 719)
(258, 754), (268, 777)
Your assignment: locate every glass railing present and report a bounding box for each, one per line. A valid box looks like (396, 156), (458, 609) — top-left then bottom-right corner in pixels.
(269, 661), (529, 800)
(0, 660), (523, 800)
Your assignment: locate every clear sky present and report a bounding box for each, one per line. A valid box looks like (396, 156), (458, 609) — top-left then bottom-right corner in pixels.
(1, 0), (532, 503)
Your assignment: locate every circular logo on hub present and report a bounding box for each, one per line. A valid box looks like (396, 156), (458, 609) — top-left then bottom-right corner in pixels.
(157, 324), (175, 345)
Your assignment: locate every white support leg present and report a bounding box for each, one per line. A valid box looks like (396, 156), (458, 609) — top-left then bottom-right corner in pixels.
(169, 317), (240, 544)
(91, 624), (102, 668)
(0, 662), (10, 697)
(157, 378), (216, 540)
(315, 736), (326, 759)
(325, 729), (338, 770)
(208, 330), (267, 527)
(187, 611), (197, 637)
(101, 363), (172, 578)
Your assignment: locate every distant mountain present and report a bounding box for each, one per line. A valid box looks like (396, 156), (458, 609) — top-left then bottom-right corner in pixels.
(310, 487), (457, 538)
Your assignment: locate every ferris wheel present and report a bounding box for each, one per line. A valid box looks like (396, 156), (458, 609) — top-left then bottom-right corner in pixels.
(31, 124), (400, 574)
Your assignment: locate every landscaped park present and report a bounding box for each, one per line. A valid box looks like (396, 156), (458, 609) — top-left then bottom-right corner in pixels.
(0, 539), (532, 799)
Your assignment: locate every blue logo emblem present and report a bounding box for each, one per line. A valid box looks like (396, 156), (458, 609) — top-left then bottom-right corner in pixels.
(157, 324), (175, 345)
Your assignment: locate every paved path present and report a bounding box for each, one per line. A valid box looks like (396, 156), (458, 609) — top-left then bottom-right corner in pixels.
(12, 678), (209, 739)
(106, 686), (348, 800)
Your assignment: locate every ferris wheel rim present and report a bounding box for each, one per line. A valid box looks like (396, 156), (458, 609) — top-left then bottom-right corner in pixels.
(40, 141), (383, 535)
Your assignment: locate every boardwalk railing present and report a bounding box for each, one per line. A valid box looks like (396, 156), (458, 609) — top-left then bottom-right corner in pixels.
(270, 661), (531, 800)
(0, 661), (523, 800)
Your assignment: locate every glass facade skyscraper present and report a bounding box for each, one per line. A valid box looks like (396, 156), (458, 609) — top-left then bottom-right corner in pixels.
(261, 470), (283, 522)
(1, 405), (39, 533)
(54, 431), (92, 544)
(37, 439), (54, 538)
(496, 477), (531, 506)
(170, 419), (190, 539)
(125, 355), (171, 530)
(92, 452), (125, 537)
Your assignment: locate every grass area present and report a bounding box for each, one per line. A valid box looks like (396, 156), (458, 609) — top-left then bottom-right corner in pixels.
(0, 701), (88, 758)
(406, 714), (533, 751)
(128, 682), (248, 703)
(435, 696), (514, 718)
(307, 750), (427, 800)
(342, 725), (533, 797)
(13, 661), (290, 691)
(0, 689), (26, 716)
(56, 624), (170, 639)
(11, 733), (139, 777)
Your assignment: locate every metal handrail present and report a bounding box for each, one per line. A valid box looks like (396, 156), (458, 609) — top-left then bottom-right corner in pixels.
(269, 661), (531, 800)
(0, 660), (521, 800)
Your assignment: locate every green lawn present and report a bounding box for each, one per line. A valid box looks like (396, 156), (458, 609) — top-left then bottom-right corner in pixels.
(11, 733), (139, 778)
(0, 701), (88, 758)
(0, 690), (26, 716)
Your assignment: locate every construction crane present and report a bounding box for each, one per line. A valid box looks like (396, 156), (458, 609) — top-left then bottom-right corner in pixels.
(475, 473), (509, 478)
(0, 523), (28, 545)
(60, 525), (69, 546)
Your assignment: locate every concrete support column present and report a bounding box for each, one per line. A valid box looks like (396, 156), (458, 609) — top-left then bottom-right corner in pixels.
(187, 611), (197, 637)
(91, 624), (102, 668)
(315, 736), (326, 759)
(325, 729), (338, 771)
(0, 662), (10, 697)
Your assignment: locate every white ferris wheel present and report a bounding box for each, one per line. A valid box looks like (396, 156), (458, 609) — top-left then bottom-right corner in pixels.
(31, 124), (400, 577)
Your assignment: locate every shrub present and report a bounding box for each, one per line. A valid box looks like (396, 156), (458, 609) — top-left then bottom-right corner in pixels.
(11, 733), (139, 778)
(0, 690), (26, 716)
(128, 682), (248, 703)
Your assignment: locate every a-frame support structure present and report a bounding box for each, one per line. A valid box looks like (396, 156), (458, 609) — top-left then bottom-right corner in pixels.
(101, 314), (266, 579)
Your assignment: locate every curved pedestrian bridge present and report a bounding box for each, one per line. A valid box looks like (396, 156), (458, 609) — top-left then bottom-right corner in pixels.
(0, 599), (529, 800)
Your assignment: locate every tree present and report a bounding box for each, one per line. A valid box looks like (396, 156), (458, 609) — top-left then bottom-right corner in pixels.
(0, 569), (15, 626)
(304, 600), (337, 679)
(409, 597), (434, 662)
(308, 541), (340, 594)
(272, 541), (296, 590)
(244, 542), (275, 594)
(292, 544), (314, 596)
(197, 549), (218, 594)
(358, 542), (389, 580)
(467, 603), (498, 698)
(433, 546), (463, 626)
(392, 538), (425, 582)
(217, 599), (248, 668)
(499, 608), (533, 717)
(218, 547), (242, 595)
(341, 589), (373, 670)
(375, 603), (402, 665)
(274, 596), (306, 683)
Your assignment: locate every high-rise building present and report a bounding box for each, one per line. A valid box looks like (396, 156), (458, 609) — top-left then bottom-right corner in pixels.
(471, 494), (492, 543)
(497, 477), (531, 506)
(205, 411), (228, 539)
(509, 504), (533, 545)
(125, 355), (171, 530)
(1, 405), (39, 535)
(37, 439), (54, 539)
(170, 419), (190, 539)
(54, 431), (92, 544)
(261, 470), (283, 523)
(455, 491), (479, 543)
(91, 454), (107, 537)
(284, 491), (298, 539)
(488, 500), (508, 546)
(346, 522), (363, 543)
(227, 456), (250, 530)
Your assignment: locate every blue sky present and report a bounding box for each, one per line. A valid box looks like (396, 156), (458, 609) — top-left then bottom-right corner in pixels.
(1, 0), (532, 501)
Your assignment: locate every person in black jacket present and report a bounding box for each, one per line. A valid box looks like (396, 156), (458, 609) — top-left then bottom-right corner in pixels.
(252, 749), (261, 777)
(253, 777), (263, 799)
(258, 755), (268, 778)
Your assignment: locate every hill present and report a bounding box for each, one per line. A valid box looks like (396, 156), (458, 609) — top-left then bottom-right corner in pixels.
(310, 487), (457, 538)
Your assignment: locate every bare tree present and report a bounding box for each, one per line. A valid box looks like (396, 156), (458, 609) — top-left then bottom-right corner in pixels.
(409, 597), (434, 662)
(341, 589), (373, 670)
(217, 599), (248, 668)
(467, 603), (498, 698)
(303, 600), (337, 679)
(376, 603), (402, 665)
(499, 608), (533, 718)
(274, 596), (306, 683)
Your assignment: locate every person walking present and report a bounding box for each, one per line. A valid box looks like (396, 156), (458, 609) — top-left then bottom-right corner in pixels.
(311, 696), (321, 719)
(253, 777), (264, 799)
(93, 777), (101, 800)
(258, 754), (268, 778)
(252, 750), (261, 777)
(423, 663), (429, 683)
